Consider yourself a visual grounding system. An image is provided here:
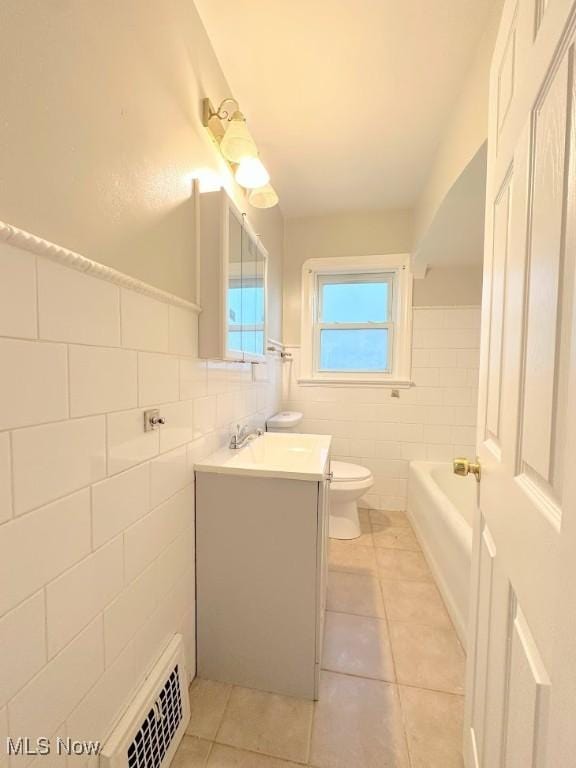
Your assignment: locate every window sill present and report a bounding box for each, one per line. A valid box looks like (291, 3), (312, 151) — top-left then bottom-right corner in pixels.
(296, 377), (413, 388)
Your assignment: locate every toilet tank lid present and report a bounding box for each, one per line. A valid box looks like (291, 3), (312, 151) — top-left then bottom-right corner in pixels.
(266, 411), (303, 428)
(331, 461), (372, 482)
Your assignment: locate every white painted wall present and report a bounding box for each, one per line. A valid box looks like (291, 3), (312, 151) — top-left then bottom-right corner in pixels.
(0, 233), (281, 755)
(0, 0), (284, 340)
(284, 307), (480, 511)
(414, 0), (504, 250)
(283, 210), (413, 345)
(414, 267), (483, 306)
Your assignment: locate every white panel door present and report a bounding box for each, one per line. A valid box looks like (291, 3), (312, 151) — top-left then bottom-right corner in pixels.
(465, 0), (576, 766)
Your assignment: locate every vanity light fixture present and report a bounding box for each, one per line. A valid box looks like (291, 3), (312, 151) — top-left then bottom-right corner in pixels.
(202, 96), (278, 208)
(235, 157), (270, 189)
(217, 104), (258, 163)
(248, 184), (279, 209)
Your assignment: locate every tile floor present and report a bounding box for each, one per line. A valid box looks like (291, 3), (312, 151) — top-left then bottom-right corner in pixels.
(173, 509), (466, 767)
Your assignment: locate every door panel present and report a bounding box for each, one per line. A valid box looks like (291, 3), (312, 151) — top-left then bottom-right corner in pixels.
(520, 49), (572, 495)
(502, 603), (551, 768)
(468, 525), (497, 765)
(485, 171), (513, 447)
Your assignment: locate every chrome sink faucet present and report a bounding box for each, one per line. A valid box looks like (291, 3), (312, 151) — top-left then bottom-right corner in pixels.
(229, 424), (264, 450)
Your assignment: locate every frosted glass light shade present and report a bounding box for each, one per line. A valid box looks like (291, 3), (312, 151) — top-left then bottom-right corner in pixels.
(235, 157), (270, 189)
(220, 113), (258, 163)
(248, 184), (279, 209)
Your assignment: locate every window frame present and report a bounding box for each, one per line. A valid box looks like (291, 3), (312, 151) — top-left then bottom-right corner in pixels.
(300, 255), (413, 386)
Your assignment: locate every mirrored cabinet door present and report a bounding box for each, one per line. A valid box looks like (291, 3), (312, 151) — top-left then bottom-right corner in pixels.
(227, 209), (244, 358)
(198, 185), (268, 363)
(241, 225), (258, 357)
(254, 243), (266, 357)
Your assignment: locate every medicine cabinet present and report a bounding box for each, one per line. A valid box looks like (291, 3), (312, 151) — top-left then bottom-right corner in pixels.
(197, 188), (268, 362)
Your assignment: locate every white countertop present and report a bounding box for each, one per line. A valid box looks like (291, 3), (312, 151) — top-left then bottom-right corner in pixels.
(195, 432), (332, 482)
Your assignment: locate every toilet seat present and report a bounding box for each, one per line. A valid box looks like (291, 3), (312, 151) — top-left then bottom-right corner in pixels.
(331, 461), (372, 483)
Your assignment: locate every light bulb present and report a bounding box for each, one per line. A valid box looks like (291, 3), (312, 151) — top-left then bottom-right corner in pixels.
(248, 184), (279, 209)
(220, 111), (258, 163)
(235, 157), (270, 189)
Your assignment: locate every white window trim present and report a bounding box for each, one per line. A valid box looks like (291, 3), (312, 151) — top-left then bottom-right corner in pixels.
(299, 254), (413, 387)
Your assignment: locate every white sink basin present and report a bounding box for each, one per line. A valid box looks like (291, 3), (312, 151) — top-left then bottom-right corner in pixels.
(195, 432), (331, 481)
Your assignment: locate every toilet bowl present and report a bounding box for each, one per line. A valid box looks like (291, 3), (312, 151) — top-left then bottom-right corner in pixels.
(329, 461), (374, 540)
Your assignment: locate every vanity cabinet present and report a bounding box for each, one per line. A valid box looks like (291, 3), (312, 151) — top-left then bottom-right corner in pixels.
(197, 188), (267, 362)
(194, 433), (331, 700)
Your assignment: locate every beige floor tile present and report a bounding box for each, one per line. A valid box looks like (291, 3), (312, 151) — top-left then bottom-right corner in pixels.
(326, 571), (385, 618)
(322, 611), (395, 682)
(187, 679), (232, 740)
(372, 525), (421, 552)
(369, 510), (411, 528)
(216, 686), (313, 763)
(358, 509), (370, 524)
(207, 744), (302, 767)
(328, 541), (377, 576)
(389, 622), (465, 694)
(172, 736), (212, 768)
(310, 671), (410, 768)
(400, 686), (465, 768)
(380, 580), (452, 628)
(345, 514), (374, 547)
(376, 548), (433, 582)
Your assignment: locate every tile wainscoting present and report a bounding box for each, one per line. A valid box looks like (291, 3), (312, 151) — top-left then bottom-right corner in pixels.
(283, 306), (481, 511)
(0, 226), (281, 765)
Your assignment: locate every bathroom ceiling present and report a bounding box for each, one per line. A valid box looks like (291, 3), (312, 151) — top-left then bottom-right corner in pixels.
(195, 0), (498, 218)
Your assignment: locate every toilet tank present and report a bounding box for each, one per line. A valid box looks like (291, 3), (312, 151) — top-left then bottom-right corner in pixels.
(266, 411), (303, 433)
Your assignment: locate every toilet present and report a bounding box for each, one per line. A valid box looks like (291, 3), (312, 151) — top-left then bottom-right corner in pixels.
(266, 412), (374, 540)
(328, 461), (374, 539)
(265, 411), (305, 432)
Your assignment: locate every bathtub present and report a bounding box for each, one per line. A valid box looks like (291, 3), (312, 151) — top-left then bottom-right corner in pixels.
(407, 461), (476, 647)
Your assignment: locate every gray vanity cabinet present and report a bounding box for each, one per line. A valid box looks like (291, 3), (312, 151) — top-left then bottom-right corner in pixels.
(195, 472), (329, 700)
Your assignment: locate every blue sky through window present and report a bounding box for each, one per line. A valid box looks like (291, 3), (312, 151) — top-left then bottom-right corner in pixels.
(321, 280), (389, 323)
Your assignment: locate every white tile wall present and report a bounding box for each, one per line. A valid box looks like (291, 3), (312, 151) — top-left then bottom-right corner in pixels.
(150, 446), (190, 509)
(0, 435), (12, 525)
(8, 618), (104, 748)
(0, 339), (68, 431)
(11, 417), (106, 514)
(38, 260), (121, 346)
(46, 537), (124, 658)
(0, 592), (46, 708)
(0, 238), (281, 762)
(91, 464), (150, 548)
(138, 352), (180, 406)
(120, 290), (169, 352)
(69, 345), (138, 417)
(0, 491), (91, 615)
(283, 306), (481, 511)
(0, 707), (8, 768)
(103, 564), (158, 666)
(0, 244), (37, 340)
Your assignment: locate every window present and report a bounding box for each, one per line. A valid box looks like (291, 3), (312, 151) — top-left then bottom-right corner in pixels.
(300, 255), (413, 385)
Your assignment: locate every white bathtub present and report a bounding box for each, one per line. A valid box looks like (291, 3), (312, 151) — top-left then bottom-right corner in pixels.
(407, 461), (476, 647)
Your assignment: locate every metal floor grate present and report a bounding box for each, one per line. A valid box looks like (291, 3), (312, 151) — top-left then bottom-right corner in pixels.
(126, 666), (183, 768)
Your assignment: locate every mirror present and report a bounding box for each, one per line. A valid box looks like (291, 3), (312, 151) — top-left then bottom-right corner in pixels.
(227, 210), (243, 356)
(255, 243), (265, 356)
(241, 226), (257, 355)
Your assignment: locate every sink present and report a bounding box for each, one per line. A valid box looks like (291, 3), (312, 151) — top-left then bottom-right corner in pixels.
(195, 431), (331, 481)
